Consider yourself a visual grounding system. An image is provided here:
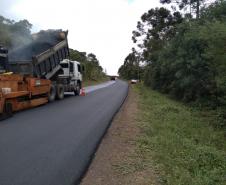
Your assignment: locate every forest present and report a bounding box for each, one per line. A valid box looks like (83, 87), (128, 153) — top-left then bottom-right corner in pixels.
(118, 0), (226, 106)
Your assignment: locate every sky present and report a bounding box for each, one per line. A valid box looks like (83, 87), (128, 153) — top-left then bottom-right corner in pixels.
(1, 0), (162, 75)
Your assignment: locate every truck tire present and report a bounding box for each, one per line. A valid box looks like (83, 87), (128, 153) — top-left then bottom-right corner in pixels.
(74, 84), (80, 96)
(0, 102), (13, 121)
(5, 103), (13, 117)
(56, 84), (64, 100)
(48, 85), (56, 102)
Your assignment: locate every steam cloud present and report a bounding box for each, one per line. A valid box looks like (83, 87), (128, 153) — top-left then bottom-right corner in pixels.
(8, 29), (66, 61)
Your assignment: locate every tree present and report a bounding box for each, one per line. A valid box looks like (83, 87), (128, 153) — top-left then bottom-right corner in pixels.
(69, 49), (106, 81)
(87, 53), (99, 65)
(118, 50), (142, 80)
(0, 15), (32, 48)
(69, 49), (87, 62)
(160, 0), (208, 18)
(132, 7), (182, 66)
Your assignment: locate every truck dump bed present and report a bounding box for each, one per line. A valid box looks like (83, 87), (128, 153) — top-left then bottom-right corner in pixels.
(8, 30), (69, 79)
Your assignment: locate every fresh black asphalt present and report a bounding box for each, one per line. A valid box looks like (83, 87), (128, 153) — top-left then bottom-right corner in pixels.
(0, 80), (128, 185)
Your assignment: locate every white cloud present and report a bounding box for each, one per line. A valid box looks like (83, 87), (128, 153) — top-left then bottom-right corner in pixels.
(2, 0), (161, 75)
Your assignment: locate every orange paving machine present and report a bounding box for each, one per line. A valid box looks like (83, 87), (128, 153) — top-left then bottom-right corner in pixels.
(0, 73), (51, 119)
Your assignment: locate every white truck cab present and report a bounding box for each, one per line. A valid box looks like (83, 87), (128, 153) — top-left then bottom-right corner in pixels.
(44, 59), (83, 102)
(47, 59), (83, 100)
(60, 59), (82, 82)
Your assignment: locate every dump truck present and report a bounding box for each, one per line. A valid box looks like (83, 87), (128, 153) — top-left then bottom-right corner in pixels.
(0, 30), (82, 120)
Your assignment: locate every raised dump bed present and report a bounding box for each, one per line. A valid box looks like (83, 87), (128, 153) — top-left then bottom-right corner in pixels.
(8, 30), (69, 80)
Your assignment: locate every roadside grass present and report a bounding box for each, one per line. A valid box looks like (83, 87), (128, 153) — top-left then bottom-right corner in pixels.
(134, 84), (226, 185)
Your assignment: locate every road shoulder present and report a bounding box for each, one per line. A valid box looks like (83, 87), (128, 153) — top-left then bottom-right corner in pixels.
(81, 85), (158, 185)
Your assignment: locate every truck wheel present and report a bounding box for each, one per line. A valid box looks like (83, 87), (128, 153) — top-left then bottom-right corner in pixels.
(5, 103), (13, 117)
(48, 85), (56, 102)
(0, 102), (13, 121)
(74, 84), (80, 96)
(56, 84), (64, 100)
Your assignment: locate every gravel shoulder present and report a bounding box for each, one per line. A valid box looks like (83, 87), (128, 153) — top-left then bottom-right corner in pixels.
(81, 85), (158, 185)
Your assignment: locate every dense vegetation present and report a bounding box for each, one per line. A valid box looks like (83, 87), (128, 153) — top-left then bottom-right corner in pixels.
(0, 15), (106, 82)
(118, 0), (226, 105)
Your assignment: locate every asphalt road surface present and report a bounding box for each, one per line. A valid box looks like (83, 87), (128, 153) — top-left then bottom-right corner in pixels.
(0, 80), (128, 185)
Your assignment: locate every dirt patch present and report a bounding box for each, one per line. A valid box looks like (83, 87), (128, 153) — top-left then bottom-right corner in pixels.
(81, 86), (158, 185)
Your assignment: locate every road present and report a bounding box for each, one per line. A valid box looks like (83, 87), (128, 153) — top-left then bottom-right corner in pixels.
(0, 80), (128, 185)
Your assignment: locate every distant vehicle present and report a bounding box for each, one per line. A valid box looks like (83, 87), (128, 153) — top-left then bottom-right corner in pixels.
(110, 76), (116, 81)
(131, 79), (138, 84)
(0, 30), (83, 120)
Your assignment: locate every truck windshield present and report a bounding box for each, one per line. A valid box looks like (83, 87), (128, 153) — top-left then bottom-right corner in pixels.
(61, 63), (68, 68)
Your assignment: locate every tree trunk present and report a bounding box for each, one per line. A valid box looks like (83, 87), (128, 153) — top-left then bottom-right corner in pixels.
(196, 0), (200, 19)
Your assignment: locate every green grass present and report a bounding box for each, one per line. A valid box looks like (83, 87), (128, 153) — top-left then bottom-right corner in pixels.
(134, 84), (226, 185)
